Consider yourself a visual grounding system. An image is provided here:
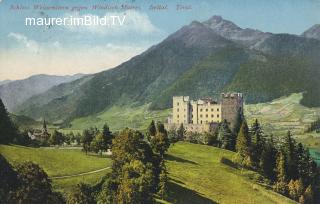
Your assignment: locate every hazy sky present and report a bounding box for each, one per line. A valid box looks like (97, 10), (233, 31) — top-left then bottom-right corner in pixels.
(1, 0), (320, 80)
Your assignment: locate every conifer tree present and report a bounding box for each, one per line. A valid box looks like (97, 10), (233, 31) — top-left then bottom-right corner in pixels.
(273, 150), (289, 195)
(156, 121), (167, 134)
(177, 123), (185, 141)
(0, 98), (19, 144)
(283, 131), (298, 179)
(276, 151), (288, 182)
(236, 120), (251, 157)
(250, 119), (265, 168)
(233, 109), (244, 136)
(217, 120), (234, 150)
(102, 123), (113, 149)
(259, 136), (277, 181)
(147, 120), (157, 137)
(146, 120), (157, 142)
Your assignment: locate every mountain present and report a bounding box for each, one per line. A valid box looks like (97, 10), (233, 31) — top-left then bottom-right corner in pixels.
(17, 21), (238, 122)
(16, 16), (320, 124)
(202, 15), (271, 47)
(0, 74), (86, 112)
(0, 80), (11, 86)
(301, 24), (320, 40)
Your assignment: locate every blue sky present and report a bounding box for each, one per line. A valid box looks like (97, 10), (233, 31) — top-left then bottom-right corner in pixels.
(0, 0), (320, 80)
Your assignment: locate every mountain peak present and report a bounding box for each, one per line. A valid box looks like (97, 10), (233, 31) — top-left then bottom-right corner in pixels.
(301, 24), (320, 40)
(204, 15), (240, 31)
(203, 15), (270, 46)
(165, 20), (232, 48)
(207, 15), (223, 23)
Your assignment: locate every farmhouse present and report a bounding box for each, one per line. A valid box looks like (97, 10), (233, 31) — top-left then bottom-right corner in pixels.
(166, 93), (243, 132)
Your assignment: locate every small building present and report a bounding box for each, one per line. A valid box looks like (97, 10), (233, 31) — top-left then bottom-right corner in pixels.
(28, 119), (50, 142)
(166, 93), (243, 133)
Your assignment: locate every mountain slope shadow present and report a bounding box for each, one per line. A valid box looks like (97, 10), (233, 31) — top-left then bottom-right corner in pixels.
(164, 181), (217, 204)
(165, 154), (198, 165)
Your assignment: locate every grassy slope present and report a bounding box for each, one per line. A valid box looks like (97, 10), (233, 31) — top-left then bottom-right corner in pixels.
(0, 145), (111, 192)
(245, 93), (320, 135)
(245, 93), (320, 151)
(1, 143), (295, 203)
(163, 142), (295, 204)
(68, 104), (171, 132)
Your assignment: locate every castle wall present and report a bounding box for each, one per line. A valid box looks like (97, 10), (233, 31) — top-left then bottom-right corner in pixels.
(221, 93), (243, 129)
(170, 93), (243, 133)
(196, 102), (221, 124)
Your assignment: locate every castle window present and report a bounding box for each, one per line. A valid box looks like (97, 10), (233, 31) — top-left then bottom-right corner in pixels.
(206, 109), (208, 112)
(192, 114), (193, 118)
(217, 108), (219, 111)
(200, 120), (202, 124)
(217, 114), (220, 118)
(206, 114), (208, 118)
(200, 109), (202, 112)
(211, 114), (214, 117)
(177, 115), (179, 118)
(177, 102), (179, 106)
(211, 108), (214, 111)
(200, 114), (202, 118)
(177, 108), (179, 112)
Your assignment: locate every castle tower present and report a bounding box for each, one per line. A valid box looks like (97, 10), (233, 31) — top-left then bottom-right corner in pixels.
(220, 93), (243, 129)
(172, 96), (190, 125)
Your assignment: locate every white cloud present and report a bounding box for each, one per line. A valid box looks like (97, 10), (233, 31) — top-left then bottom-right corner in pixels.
(64, 10), (159, 35)
(8, 32), (40, 52)
(0, 41), (149, 80)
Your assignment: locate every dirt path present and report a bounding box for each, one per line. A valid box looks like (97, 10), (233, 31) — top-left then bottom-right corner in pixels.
(51, 167), (110, 179)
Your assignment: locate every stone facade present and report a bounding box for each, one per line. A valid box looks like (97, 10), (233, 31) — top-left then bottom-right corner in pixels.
(166, 93), (243, 132)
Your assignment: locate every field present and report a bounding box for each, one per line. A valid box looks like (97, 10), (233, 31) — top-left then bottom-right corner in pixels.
(162, 142), (295, 204)
(0, 145), (112, 192)
(0, 142), (296, 203)
(245, 93), (320, 136)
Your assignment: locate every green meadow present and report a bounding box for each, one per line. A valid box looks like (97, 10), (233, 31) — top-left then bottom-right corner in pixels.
(162, 142), (295, 204)
(1, 142), (296, 203)
(0, 145), (111, 192)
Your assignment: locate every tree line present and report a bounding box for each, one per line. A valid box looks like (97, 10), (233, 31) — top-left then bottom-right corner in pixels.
(81, 124), (114, 156)
(67, 121), (170, 203)
(0, 99), (29, 145)
(166, 114), (320, 204)
(0, 155), (64, 203)
(306, 117), (320, 133)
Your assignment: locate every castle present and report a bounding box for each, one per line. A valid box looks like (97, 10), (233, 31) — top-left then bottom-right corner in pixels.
(166, 93), (243, 132)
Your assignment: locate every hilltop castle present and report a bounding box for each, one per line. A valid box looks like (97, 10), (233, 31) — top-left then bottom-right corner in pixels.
(166, 93), (243, 132)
